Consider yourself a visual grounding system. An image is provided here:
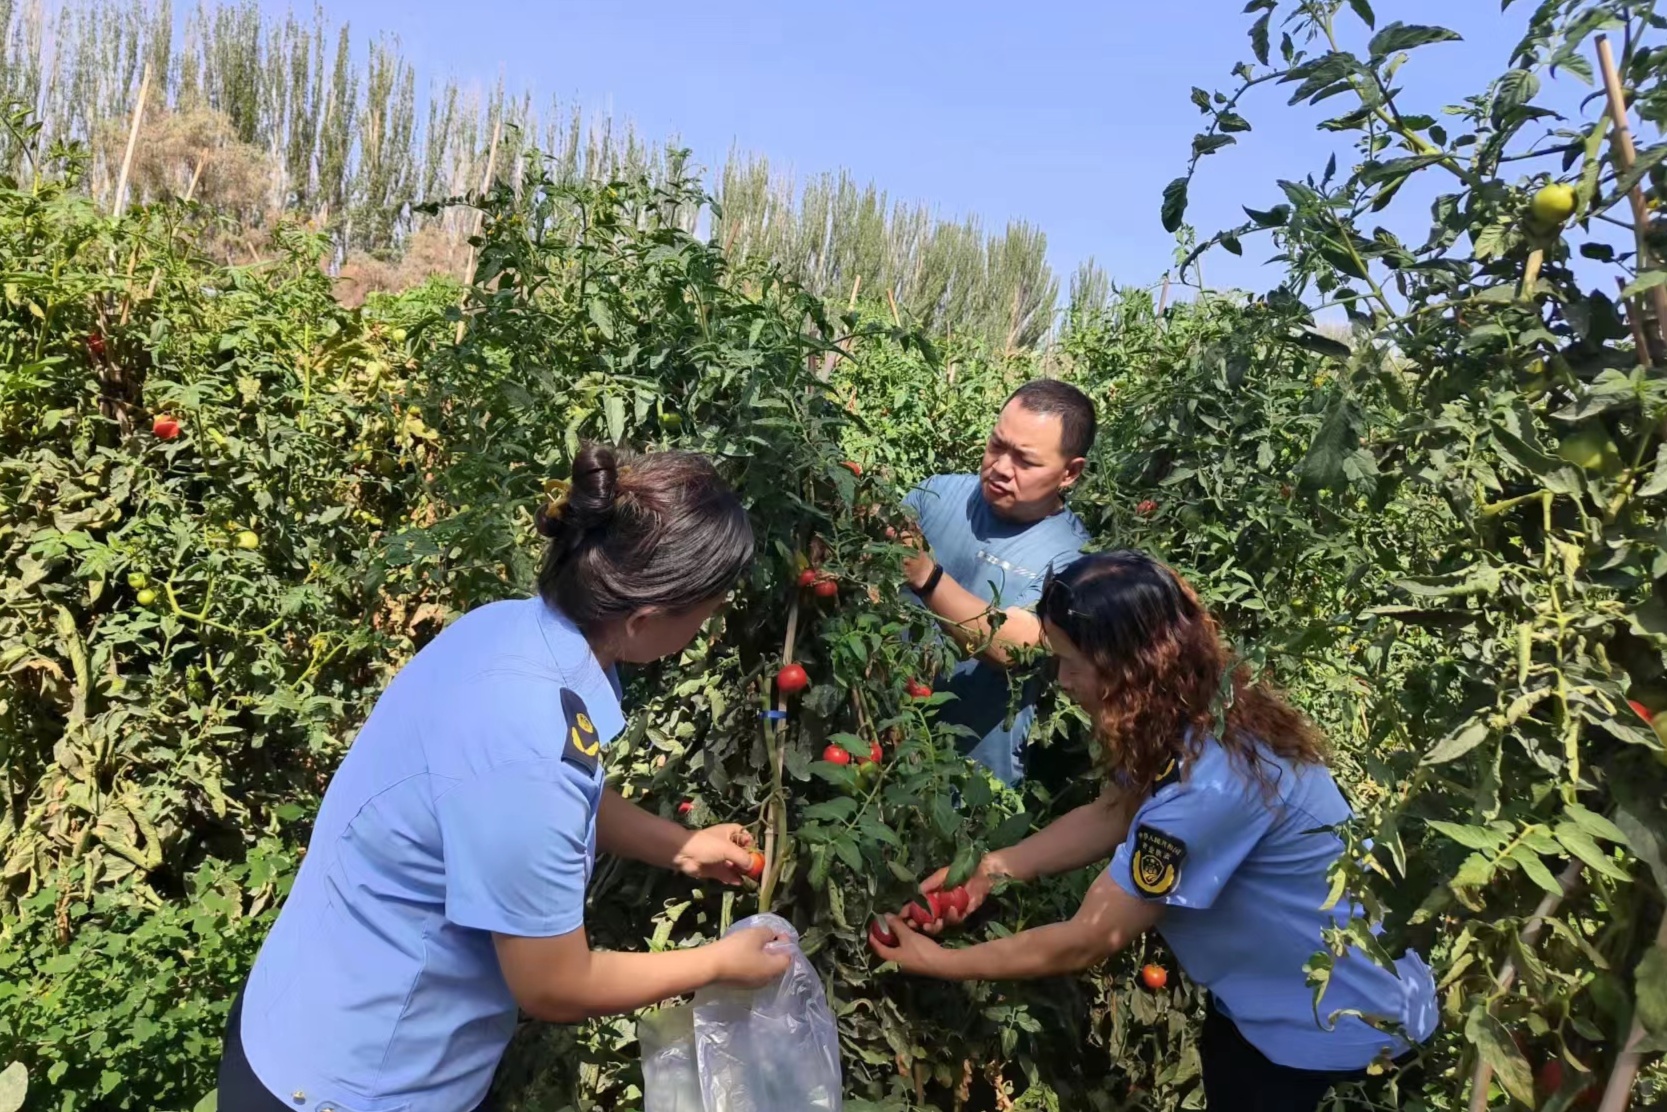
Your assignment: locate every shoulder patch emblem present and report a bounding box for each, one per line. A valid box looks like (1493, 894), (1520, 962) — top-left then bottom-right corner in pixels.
(560, 688), (602, 775)
(1130, 825), (1186, 898)
(1152, 758), (1181, 794)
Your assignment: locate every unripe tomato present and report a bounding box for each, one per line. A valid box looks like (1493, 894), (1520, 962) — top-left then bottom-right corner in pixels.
(1140, 964), (1167, 991)
(868, 916), (898, 948)
(126, 572), (148, 590)
(813, 577), (839, 599)
(235, 530), (260, 550)
(1530, 182), (1577, 226)
(797, 568), (819, 588)
(659, 412), (682, 431)
(135, 588), (158, 607)
(744, 850), (765, 881)
(776, 663), (809, 694)
(822, 744), (852, 766)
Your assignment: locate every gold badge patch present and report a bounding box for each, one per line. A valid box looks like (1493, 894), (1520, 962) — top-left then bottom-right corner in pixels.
(1152, 758), (1181, 794)
(1130, 825), (1185, 898)
(560, 688), (601, 774)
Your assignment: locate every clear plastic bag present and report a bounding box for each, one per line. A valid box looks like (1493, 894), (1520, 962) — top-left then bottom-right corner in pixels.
(640, 913), (841, 1112)
(639, 1003), (703, 1112)
(694, 914), (842, 1112)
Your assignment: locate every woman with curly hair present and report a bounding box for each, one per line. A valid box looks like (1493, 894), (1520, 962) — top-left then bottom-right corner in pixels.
(870, 550), (1437, 1111)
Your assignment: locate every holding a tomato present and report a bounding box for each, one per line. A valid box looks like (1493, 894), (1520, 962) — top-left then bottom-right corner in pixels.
(869, 551), (1437, 1112)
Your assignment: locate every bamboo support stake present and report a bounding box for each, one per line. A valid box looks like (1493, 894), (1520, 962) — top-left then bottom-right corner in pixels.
(848, 274), (862, 310)
(1157, 273), (1172, 315)
(1597, 35), (1667, 357)
(757, 593), (801, 909)
(1466, 860), (1583, 1112)
(455, 118), (503, 343)
(111, 63), (151, 219)
(1595, 908), (1667, 1112)
(886, 287), (902, 328)
(1620, 276), (1652, 369)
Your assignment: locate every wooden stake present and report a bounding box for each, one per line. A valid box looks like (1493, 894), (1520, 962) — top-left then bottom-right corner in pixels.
(1157, 273), (1172, 315)
(111, 63), (152, 218)
(847, 273), (861, 310)
(1597, 35), (1667, 357)
(1466, 860), (1583, 1112)
(1619, 276), (1652, 370)
(1595, 908), (1667, 1112)
(886, 287), (901, 328)
(455, 117), (503, 343)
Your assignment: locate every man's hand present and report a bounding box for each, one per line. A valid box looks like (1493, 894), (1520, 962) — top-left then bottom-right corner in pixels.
(672, 823), (757, 884)
(898, 521), (937, 590)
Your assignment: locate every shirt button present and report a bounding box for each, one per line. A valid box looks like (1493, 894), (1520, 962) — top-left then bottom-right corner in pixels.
(291, 1093), (305, 1105)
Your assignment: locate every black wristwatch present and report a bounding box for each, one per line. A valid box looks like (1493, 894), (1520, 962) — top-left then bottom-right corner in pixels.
(918, 563), (945, 599)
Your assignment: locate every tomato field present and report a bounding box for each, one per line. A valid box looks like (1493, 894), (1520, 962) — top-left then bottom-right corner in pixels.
(6, 0), (1667, 1109)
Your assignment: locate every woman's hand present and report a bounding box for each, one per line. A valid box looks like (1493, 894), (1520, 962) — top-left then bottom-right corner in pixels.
(914, 856), (1002, 935)
(672, 823), (756, 884)
(868, 913), (954, 977)
(710, 925), (792, 987)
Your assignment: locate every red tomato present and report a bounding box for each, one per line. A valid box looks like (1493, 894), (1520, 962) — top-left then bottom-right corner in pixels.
(840, 460), (863, 477)
(776, 663), (809, 694)
(744, 851), (765, 881)
(868, 740), (884, 764)
(1140, 964), (1167, 991)
(86, 334), (106, 359)
(822, 745), (852, 766)
(813, 577), (838, 599)
(868, 916), (898, 948)
(1630, 699), (1653, 722)
(904, 897), (938, 928)
(676, 800), (693, 816)
(941, 886), (970, 915)
(797, 568), (819, 588)
(152, 415), (181, 440)
(905, 679), (932, 700)
(1137, 499), (1159, 516)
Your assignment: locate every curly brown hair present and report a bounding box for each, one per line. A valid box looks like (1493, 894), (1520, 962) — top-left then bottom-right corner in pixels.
(1040, 550), (1328, 796)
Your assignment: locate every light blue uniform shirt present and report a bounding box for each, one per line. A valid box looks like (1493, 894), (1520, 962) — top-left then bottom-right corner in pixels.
(904, 474), (1089, 785)
(241, 597), (623, 1112)
(1107, 738), (1439, 1070)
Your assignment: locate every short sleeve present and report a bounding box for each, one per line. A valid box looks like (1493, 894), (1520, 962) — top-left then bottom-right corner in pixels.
(436, 761), (596, 936)
(1107, 775), (1274, 909)
(903, 475), (949, 523)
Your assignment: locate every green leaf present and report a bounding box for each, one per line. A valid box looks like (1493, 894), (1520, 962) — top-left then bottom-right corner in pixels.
(945, 841), (982, 889)
(1553, 822), (1631, 881)
(1347, 0), (1374, 29)
(985, 810), (1035, 850)
(1464, 1008), (1534, 1104)
(1161, 176), (1190, 233)
(1565, 802), (1628, 845)
(1421, 720), (1491, 765)
(1508, 845), (1565, 895)
(1193, 133), (1236, 159)
(1637, 444), (1667, 498)
(1492, 70), (1540, 124)
(1244, 204), (1290, 228)
(1296, 395), (1366, 492)
(1426, 820), (1505, 851)
(604, 395), (626, 443)
(1368, 22), (1462, 59)
(1637, 945), (1667, 1035)
(588, 297), (615, 340)
(1250, 13), (1271, 65)
(1622, 270), (1667, 299)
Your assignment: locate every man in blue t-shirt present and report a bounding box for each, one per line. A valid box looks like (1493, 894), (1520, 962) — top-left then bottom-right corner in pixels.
(901, 379), (1095, 785)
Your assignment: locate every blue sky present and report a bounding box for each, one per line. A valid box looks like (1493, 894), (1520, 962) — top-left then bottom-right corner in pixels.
(282, 1), (1606, 299)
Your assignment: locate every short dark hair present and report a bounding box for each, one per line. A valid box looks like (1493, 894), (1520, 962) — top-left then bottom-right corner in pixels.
(1005, 379), (1097, 460)
(535, 443), (754, 635)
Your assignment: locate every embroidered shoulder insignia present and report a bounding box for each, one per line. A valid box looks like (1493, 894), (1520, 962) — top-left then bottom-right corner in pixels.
(1130, 825), (1186, 898)
(1152, 758), (1181, 794)
(560, 688), (602, 774)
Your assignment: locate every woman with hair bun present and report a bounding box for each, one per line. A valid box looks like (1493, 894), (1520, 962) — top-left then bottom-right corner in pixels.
(218, 444), (789, 1112)
(871, 550), (1438, 1112)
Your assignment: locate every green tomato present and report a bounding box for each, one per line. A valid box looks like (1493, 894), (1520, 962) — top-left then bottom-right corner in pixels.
(136, 588), (157, 606)
(127, 572), (148, 590)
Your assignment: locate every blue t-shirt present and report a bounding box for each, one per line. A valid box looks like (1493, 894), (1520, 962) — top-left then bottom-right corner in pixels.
(241, 597), (624, 1112)
(1107, 738), (1439, 1070)
(904, 474), (1089, 785)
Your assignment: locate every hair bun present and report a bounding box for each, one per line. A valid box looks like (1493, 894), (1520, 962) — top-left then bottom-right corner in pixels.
(564, 443), (621, 528)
